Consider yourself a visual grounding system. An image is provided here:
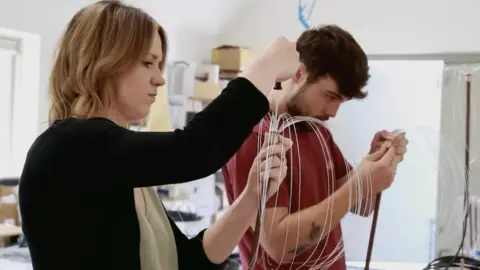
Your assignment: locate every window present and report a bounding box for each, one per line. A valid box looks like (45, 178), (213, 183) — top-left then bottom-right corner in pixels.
(0, 38), (17, 177)
(0, 28), (40, 178)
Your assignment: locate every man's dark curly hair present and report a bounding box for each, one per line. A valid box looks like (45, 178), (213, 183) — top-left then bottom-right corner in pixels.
(296, 25), (370, 99)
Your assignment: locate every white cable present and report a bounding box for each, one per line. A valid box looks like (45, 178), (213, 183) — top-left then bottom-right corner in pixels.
(250, 112), (369, 270)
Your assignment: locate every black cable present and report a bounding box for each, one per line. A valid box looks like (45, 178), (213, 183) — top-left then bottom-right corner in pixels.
(434, 181), (471, 269)
(423, 255), (480, 270)
(273, 82), (282, 90)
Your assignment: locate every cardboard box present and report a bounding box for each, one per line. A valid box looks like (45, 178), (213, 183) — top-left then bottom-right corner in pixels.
(0, 224), (22, 237)
(0, 186), (19, 225)
(0, 203), (18, 225)
(192, 80), (221, 101)
(0, 186), (15, 197)
(212, 45), (249, 71)
(219, 70), (242, 80)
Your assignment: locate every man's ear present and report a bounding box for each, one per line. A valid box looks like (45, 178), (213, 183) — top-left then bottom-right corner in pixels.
(291, 63), (307, 84)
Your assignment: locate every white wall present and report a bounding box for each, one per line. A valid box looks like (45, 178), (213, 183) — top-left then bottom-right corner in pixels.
(130, 0), (248, 63)
(219, 0), (480, 55)
(329, 60), (444, 262)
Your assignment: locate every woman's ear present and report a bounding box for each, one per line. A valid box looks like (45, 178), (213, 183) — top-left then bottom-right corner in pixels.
(291, 63), (307, 84)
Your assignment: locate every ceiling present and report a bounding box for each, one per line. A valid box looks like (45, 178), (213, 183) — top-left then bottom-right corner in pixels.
(131, 0), (255, 35)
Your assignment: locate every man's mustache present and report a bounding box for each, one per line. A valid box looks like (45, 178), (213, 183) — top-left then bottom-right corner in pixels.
(316, 116), (329, 121)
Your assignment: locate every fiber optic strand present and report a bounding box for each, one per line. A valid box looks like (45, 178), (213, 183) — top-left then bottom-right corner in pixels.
(249, 113), (371, 270)
(247, 78), (375, 269)
(245, 109), (471, 270)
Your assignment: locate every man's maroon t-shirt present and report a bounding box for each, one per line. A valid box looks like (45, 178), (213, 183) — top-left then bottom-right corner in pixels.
(222, 115), (352, 270)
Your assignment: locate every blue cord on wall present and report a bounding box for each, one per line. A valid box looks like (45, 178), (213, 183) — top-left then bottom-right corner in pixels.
(298, 0), (316, 30)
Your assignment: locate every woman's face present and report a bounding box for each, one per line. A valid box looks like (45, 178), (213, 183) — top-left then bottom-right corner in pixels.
(114, 31), (165, 124)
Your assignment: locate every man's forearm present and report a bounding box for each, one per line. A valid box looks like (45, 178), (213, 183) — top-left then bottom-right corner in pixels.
(275, 178), (359, 259)
(202, 190), (258, 264)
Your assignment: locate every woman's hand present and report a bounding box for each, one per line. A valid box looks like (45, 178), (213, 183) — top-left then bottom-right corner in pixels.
(262, 37), (300, 82)
(240, 36), (299, 97)
(201, 133), (292, 264)
(245, 133), (293, 202)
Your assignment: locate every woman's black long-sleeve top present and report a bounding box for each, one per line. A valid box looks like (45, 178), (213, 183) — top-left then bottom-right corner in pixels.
(18, 77), (269, 270)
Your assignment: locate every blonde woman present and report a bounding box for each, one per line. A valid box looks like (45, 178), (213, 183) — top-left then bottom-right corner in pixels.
(18, 1), (297, 270)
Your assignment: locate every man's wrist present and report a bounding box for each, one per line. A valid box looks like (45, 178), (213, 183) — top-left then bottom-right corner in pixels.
(345, 174), (364, 202)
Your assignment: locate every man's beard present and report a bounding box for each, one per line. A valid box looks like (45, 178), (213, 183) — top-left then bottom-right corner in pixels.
(285, 84), (306, 117)
(286, 86), (329, 117)
(285, 100), (328, 132)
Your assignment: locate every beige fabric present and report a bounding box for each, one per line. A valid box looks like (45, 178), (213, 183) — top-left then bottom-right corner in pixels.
(135, 187), (178, 270)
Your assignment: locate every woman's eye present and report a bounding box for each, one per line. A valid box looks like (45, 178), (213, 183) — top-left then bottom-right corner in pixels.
(143, 61), (153, 68)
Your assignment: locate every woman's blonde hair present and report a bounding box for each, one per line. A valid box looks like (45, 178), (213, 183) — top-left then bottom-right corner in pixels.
(49, 0), (167, 125)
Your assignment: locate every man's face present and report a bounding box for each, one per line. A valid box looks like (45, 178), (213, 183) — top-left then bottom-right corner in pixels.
(286, 75), (346, 121)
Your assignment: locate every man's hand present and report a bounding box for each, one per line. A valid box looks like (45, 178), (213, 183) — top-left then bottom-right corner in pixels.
(358, 143), (398, 195)
(370, 130), (408, 166)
